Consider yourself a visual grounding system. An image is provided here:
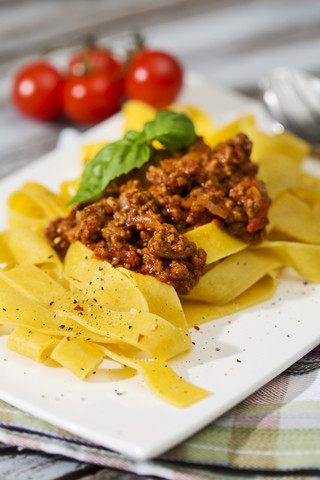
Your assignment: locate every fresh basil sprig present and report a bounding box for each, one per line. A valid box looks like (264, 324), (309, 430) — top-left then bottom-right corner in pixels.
(68, 111), (196, 206)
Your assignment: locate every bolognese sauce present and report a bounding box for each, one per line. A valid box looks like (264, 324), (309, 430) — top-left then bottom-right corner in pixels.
(45, 133), (270, 295)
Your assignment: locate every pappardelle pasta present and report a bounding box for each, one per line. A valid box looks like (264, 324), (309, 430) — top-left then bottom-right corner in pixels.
(1, 101), (320, 408)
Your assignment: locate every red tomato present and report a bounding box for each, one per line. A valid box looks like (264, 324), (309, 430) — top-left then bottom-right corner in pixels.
(62, 71), (123, 124)
(124, 50), (183, 108)
(68, 47), (123, 77)
(12, 61), (62, 120)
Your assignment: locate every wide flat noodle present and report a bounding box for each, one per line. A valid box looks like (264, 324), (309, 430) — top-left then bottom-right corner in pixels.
(182, 272), (279, 326)
(1, 262), (190, 361)
(64, 242), (148, 312)
(301, 172), (320, 190)
(186, 249), (282, 304)
(48, 294), (190, 361)
(8, 182), (69, 232)
(118, 267), (189, 335)
(0, 287), (97, 340)
(0, 228), (62, 277)
(206, 114), (309, 163)
(185, 222), (247, 264)
(257, 154), (301, 199)
(205, 115), (255, 148)
(288, 187), (320, 217)
(237, 121), (310, 164)
(254, 241), (320, 282)
(268, 192), (320, 244)
(51, 336), (105, 379)
(2, 105), (320, 408)
(7, 327), (59, 363)
(102, 344), (209, 408)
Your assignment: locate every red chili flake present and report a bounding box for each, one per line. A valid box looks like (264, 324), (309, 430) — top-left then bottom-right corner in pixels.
(66, 336), (70, 341)
(49, 301), (54, 306)
(74, 305), (84, 311)
(194, 325), (200, 331)
(234, 146), (242, 158)
(138, 334), (144, 343)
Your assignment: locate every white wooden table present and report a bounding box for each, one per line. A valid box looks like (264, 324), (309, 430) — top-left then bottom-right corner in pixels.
(0, 0), (319, 478)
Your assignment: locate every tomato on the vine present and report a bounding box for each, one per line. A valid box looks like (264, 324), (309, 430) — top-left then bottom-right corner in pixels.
(12, 61), (62, 120)
(68, 47), (123, 77)
(62, 70), (123, 124)
(124, 50), (183, 108)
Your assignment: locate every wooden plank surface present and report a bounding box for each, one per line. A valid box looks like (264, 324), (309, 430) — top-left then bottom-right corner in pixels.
(0, 447), (99, 480)
(0, 0), (319, 478)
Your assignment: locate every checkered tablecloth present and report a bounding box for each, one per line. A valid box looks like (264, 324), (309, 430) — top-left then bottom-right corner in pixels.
(0, 346), (319, 480)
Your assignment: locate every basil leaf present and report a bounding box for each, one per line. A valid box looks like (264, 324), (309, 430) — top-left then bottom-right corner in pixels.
(68, 131), (151, 206)
(143, 111), (196, 150)
(69, 111), (197, 206)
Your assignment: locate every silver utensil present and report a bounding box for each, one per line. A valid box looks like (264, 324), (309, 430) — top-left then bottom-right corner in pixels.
(259, 67), (320, 155)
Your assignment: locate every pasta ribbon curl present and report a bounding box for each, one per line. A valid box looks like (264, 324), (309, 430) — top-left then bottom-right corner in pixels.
(2, 104), (320, 407)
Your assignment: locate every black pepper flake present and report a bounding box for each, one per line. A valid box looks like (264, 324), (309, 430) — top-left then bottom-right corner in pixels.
(192, 341), (196, 346)
(2, 308), (6, 312)
(237, 359), (242, 363)
(59, 325), (66, 329)
(48, 254), (54, 259)
(128, 325), (132, 329)
(98, 267), (103, 271)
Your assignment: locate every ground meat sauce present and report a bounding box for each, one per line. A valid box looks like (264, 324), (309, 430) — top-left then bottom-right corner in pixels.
(45, 134), (270, 295)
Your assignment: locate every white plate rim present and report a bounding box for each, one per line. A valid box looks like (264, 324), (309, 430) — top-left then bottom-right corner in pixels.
(0, 73), (319, 460)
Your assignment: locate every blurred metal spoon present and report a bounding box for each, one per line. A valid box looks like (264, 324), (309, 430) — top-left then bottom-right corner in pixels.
(259, 67), (320, 156)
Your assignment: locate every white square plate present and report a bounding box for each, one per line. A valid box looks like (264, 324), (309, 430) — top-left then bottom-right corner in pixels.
(0, 73), (319, 460)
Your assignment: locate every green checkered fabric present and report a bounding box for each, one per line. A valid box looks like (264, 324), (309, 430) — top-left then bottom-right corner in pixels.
(0, 346), (319, 479)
